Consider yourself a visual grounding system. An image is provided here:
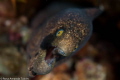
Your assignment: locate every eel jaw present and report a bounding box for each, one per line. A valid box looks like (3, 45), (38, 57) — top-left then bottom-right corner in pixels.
(29, 46), (66, 76)
(44, 46), (66, 67)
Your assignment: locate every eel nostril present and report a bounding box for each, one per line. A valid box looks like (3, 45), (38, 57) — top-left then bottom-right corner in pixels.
(29, 67), (33, 71)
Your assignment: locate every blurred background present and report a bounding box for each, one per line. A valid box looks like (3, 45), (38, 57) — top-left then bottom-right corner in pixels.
(0, 0), (120, 80)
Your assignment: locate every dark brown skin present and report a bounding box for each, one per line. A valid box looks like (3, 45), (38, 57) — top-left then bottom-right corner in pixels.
(27, 6), (102, 77)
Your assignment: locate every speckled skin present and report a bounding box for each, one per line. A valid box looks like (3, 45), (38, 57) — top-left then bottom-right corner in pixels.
(27, 8), (101, 77)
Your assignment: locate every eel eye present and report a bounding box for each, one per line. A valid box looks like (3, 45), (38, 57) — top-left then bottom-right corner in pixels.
(56, 29), (64, 36)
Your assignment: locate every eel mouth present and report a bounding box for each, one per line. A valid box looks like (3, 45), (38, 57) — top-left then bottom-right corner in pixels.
(45, 46), (66, 66)
(29, 46), (66, 76)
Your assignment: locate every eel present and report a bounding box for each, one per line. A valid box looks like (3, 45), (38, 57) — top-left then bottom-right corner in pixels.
(27, 3), (102, 77)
